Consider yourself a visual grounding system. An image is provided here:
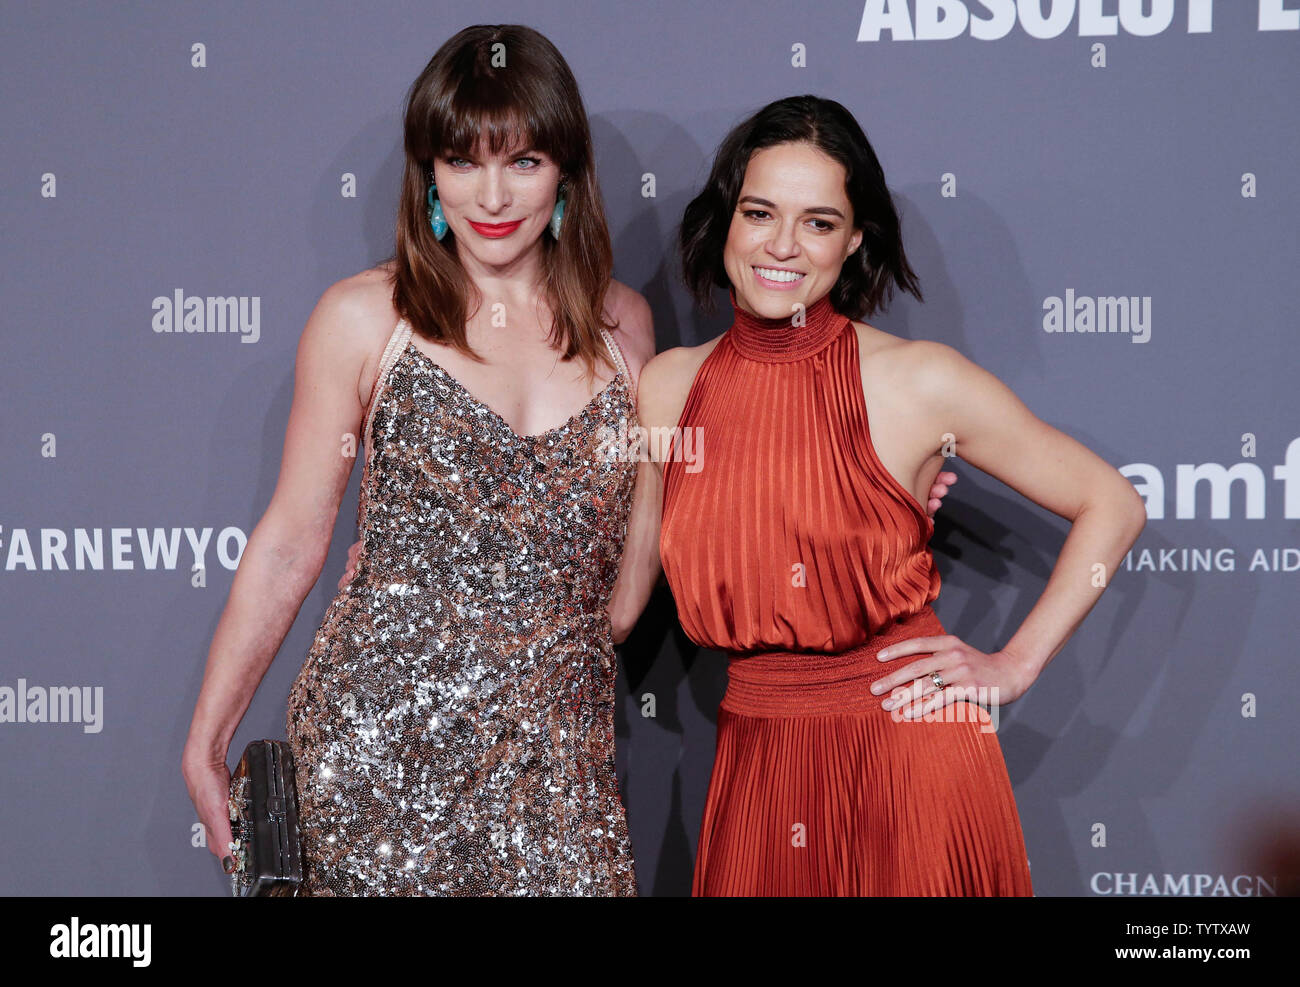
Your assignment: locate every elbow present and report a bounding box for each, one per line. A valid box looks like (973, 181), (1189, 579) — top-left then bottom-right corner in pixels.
(1106, 480), (1148, 544)
(609, 601), (635, 646)
(1124, 483), (1148, 537)
(1130, 504), (1148, 539)
(1077, 478), (1147, 542)
(249, 519), (331, 589)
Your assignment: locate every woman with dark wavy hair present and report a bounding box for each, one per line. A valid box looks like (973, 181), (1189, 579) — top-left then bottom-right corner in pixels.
(642, 95), (1146, 895)
(181, 24), (659, 896)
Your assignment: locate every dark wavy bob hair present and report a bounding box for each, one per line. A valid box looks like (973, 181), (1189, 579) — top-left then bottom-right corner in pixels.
(384, 24), (615, 378)
(679, 94), (923, 319)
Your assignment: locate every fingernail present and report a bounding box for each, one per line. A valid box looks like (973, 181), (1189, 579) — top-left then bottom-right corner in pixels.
(222, 855), (236, 874)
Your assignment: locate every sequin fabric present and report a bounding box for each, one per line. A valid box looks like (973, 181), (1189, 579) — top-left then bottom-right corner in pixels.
(286, 318), (640, 896)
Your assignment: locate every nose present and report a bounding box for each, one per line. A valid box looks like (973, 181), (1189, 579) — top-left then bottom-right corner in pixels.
(476, 165), (510, 214)
(765, 218), (799, 261)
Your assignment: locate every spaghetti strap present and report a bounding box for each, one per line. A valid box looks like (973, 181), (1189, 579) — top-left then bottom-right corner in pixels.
(599, 327), (638, 418)
(354, 318), (412, 531)
(364, 318), (413, 447)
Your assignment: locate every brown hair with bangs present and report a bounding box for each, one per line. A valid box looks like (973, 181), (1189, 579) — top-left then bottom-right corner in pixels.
(385, 24), (615, 380)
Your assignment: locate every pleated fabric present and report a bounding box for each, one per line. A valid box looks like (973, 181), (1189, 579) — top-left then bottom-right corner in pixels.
(660, 290), (1033, 896)
(660, 292), (940, 654)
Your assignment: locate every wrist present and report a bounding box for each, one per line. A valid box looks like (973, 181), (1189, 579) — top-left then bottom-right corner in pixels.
(182, 727), (230, 770)
(999, 645), (1045, 694)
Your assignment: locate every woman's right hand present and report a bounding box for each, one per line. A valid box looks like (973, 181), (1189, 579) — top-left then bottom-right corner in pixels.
(183, 754), (235, 873)
(338, 538), (363, 590)
(180, 280), (379, 884)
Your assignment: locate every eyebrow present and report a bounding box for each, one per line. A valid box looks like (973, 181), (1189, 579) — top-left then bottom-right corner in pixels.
(738, 195), (846, 220)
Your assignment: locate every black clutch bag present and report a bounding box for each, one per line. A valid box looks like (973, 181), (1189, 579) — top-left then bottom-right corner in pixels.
(227, 739), (303, 896)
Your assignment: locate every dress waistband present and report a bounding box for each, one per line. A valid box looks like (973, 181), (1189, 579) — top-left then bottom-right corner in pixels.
(721, 606), (947, 717)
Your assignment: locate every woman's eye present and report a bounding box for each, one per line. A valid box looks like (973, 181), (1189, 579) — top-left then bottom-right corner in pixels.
(447, 157), (471, 168)
(743, 209), (770, 220)
(514, 156), (541, 169)
(808, 219), (833, 232)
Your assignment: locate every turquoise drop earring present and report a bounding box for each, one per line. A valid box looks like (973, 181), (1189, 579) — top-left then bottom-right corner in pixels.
(426, 178), (448, 241)
(549, 183), (566, 239)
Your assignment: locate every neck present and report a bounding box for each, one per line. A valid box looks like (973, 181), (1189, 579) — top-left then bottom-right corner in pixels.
(454, 237), (547, 296)
(727, 288), (846, 363)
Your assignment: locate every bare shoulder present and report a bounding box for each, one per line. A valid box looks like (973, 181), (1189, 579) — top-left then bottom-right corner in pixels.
(637, 333), (725, 439)
(851, 321), (969, 391)
(303, 263), (402, 408)
(889, 333), (997, 405)
(323, 263), (399, 335)
(852, 320), (1035, 457)
(601, 278), (656, 381)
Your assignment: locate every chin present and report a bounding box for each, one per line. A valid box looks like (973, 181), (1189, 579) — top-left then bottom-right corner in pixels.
(739, 284), (811, 314)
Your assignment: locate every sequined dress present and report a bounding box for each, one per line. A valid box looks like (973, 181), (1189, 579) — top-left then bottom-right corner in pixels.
(285, 317), (641, 895)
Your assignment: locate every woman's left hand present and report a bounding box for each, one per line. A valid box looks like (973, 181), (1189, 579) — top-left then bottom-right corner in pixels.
(869, 635), (1036, 718)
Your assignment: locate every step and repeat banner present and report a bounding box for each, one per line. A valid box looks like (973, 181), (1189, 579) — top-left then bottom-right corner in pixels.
(2, 1), (1297, 896)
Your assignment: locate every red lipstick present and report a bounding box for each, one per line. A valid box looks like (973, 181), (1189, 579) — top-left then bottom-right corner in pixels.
(467, 219), (523, 238)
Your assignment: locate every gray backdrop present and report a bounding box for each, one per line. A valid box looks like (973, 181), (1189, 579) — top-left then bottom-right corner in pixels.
(2, 0), (1297, 896)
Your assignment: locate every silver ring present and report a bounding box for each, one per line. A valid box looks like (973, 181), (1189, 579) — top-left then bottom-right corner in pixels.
(930, 671), (945, 690)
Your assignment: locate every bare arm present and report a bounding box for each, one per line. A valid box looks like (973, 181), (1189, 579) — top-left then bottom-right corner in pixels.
(616, 343), (719, 642)
(181, 281), (372, 824)
(918, 341), (1147, 682)
(601, 283), (662, 644)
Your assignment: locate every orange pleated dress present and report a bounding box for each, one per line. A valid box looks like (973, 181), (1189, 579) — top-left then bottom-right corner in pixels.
(659, 290), (1033, 896)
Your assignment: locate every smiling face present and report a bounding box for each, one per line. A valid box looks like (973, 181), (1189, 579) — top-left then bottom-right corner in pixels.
(432, 139), (562, 271)
(722, 141), (864, 321)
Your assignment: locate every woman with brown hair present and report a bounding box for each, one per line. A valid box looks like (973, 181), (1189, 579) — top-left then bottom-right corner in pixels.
(181, 24), (659, 896)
